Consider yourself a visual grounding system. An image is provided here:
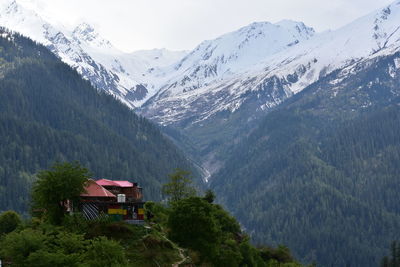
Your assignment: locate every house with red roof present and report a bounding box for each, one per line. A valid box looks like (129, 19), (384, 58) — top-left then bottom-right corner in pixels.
(78, 179), (145, 222)
(96, 179), (143, 202)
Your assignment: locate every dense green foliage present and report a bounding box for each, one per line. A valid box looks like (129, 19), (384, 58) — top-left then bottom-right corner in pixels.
(168, 197), (222, 260)
(0, 164), (185, 267)
(0, 222), (129, 267)
(211, 52), (400, 266)
(0, 165), (305, 267)
(32, 162), (90, 225)
(0, 29), (199, 214)
(0, 207), (304, 267)
(381, 241), (400, 267)
(166, 195), (304, 266)
(0, 211), (21, 235)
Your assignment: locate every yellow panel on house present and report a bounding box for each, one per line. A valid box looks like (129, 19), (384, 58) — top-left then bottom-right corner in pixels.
(138, 208), (144, 215)
(108, 208), (127, 215)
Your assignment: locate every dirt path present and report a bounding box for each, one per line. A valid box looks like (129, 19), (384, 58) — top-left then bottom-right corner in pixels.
(172, 248), (188, 267)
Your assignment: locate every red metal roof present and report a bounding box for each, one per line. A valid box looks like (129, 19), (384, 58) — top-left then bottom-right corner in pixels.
(113, 181), (134, 187)
(95, 179), (115, 187)
(96, 179), (133, 188)
(81, 179), (116, 198)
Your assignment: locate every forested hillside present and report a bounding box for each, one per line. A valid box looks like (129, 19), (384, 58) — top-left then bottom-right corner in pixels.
(0, 28), (200, 214)
(211, 51), (400, 266)
(0, 164), (306, 267)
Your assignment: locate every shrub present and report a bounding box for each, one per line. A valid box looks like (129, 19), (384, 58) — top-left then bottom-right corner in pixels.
(83, 236), (127, 267)
(0, 210), (21, 235)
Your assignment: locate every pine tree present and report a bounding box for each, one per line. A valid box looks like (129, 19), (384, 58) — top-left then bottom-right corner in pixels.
(392, 241), (400, 267)
(162, 169), (196, 202)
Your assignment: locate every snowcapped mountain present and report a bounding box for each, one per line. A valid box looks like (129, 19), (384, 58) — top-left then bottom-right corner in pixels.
(2, 0), (400, 129)
(141, 1), (400, 126)
(151, 20), (315, 95)
(0, 0), (187, 108)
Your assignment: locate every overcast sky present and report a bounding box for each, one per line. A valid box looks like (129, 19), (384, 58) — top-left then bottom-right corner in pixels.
(18, 0), (395, 52)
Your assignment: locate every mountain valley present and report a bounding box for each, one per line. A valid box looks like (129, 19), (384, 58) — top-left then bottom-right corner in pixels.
(1, 0), (400, 266)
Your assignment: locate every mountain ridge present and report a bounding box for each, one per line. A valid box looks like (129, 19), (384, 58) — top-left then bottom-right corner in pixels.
(0, 0), (187, 108)
(141, 0), (400, 126)
(2, 0), (400, 118)
(138, 0), (400, 181)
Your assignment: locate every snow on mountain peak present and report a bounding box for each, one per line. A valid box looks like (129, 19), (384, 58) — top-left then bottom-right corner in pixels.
(0, 1), (188, 108)
(72, 22), (113, 50)
(73, 22), (95, 35)
(0, 0), (56, 45)
(2, 0), (399, 119)
(0, 0), (18, 14)
(232, 20), (314, 50)
(0, 0), (19, 17)
(154, 20), (315, 97)
(141, 2), (400, 127)
(275, 20), (315, 37)
(371, 1), (400, 51)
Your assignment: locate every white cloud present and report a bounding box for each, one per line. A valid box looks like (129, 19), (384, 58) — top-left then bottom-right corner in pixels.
(17, 0), (396, 52)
